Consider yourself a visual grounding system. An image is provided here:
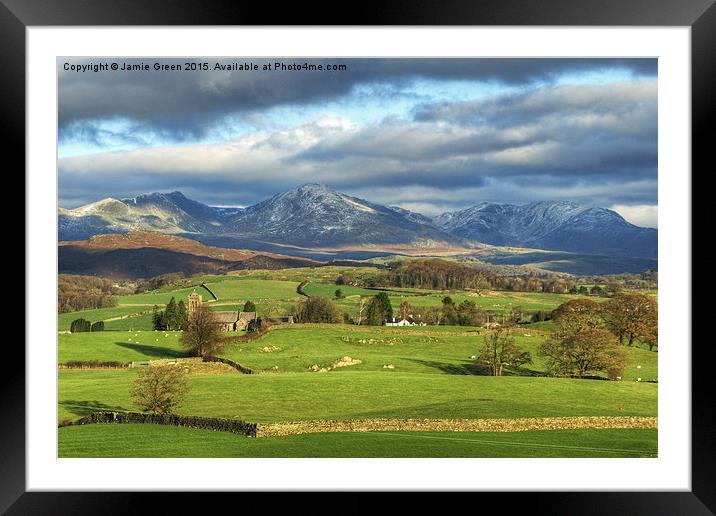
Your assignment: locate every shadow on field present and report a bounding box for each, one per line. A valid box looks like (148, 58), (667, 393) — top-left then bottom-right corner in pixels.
(409, 359), (544, 377)
(60, 400), (129, 418)
(408, 359), (487, 375)
(502, 366), (545, 377)
(115, 341), (187, 358)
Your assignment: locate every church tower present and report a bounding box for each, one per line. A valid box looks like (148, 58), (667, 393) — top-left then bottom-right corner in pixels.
(187, 290), (203, 316)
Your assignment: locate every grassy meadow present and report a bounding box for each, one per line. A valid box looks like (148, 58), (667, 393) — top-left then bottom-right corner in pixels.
(57, 267), (658, 457)
(58, 368), (656, 424)
(58, 424), (657, 458)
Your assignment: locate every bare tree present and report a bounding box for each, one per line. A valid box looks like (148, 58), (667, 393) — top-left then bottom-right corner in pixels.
(130, 365), (189, 414)
(355, 297), (367, 325)
(180, 305), (222, 357)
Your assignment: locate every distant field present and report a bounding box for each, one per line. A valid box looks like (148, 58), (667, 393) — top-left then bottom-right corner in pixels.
(103, 314), (156, 331)
(217, 325), (657, 381)
(58, 424), (657, 458)
(58, 369), (657, 424)
(58, 330), (186, 363)
(325, 288), (581, 317)
(118, 277), (301, 305)
(58, 306), (150, 331)
(229, 266), (382, 284)
(302, 282), (379, 298)
(207, 301), (296, 318)
(57, 323), (656, 381)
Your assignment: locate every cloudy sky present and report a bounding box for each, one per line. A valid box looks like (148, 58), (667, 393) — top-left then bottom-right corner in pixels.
(58, 58), (658, 227)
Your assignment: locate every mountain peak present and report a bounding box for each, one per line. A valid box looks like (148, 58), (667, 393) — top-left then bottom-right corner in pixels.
(290, 183), (338, 196)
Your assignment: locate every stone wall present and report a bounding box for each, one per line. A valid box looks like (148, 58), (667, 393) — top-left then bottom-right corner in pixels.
(60, 411), (257, 436)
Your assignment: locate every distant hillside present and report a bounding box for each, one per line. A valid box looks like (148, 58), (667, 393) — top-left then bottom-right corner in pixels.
(58, 191), (242, 240)
(58, 232), (318, 280)
(59, 184), (657, 268)
(435, 201), (657, 259)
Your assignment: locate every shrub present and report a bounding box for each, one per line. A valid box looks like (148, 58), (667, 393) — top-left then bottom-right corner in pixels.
(90, 321), (104, 332)
(70, 318), (91, 333)
(293, 297), (343, 323)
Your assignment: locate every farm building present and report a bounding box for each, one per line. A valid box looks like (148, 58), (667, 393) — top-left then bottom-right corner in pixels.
(385, 317), (416, 327)
(187, 289), (257, 332)
(212, 311), (258, 332)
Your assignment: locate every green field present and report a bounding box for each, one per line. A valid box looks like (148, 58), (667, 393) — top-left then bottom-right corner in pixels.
(216, 325), (657, 381)
(58, 424), (657, 458)
(58, 369), (656, 424)
(332, 290), (581, 317)
(118, 277), (301, 305)
(229, 266), (382, 284)
(303, 282), (379, 298)
(58, 330), (186, 363)
(59, 306), (151, 331)
(57, 269), (658, 458)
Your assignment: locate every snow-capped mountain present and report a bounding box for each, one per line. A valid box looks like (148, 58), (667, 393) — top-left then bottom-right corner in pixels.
(59, 184), (657, 259)
(222, 183), (459, 248)
(388, 206), (436, 227)
(59, 191), (242, 239)
(434, 201), (657, 259)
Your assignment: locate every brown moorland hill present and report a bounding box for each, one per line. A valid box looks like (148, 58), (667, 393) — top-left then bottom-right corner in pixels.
(59, 232), (320, 280)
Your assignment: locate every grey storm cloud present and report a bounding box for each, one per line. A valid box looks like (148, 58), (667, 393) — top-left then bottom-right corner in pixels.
(58, 58), (658, 227)
(294, 80), (657, 177)
(58, 57), (656, 138)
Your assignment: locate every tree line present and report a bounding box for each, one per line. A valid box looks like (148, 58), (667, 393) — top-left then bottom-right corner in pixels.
(343, 258), (657, 295)
(58, 274), (125, 313)
(478, 293), (657, 379)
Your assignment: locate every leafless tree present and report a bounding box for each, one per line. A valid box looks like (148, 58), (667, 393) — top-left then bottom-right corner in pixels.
(180, 306), (222, 357)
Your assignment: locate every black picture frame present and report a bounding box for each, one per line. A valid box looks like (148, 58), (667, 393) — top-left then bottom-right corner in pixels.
(6, 0), (709, 512)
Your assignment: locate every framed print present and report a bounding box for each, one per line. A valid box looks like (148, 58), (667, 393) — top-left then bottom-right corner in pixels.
(7, 0), (711, 512)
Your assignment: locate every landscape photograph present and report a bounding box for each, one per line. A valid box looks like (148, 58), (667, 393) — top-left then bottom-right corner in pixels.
(57, 57), (658, 458)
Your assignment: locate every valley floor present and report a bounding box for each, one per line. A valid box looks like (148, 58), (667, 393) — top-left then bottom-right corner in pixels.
(57, 276), (658, 459)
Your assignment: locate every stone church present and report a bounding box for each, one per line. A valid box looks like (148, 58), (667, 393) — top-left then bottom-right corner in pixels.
(187, 290), (257, 332)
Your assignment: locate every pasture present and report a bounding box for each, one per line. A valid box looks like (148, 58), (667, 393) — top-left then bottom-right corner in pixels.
(118, 277), (301, 305)
(58, 330), (185, 363)
(58, 424), (657, 458)
(57, 267), (658, 458)
(58, 368), (656, 424)
(59, 306), (151, 331)
(216, 325), (657, 381)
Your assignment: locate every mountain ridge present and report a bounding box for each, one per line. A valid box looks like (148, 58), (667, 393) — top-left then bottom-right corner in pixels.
(59, 183), (656, 260)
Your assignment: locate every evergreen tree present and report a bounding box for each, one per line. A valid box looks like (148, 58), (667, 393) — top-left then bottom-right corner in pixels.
(243, 300), (256, 313)
(152, 305), (165, 331)
(165, 297), (178, 330)
(70, 318), (91, 332)
(366, 292), (393, 325)
(177, 300), (188, 329)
